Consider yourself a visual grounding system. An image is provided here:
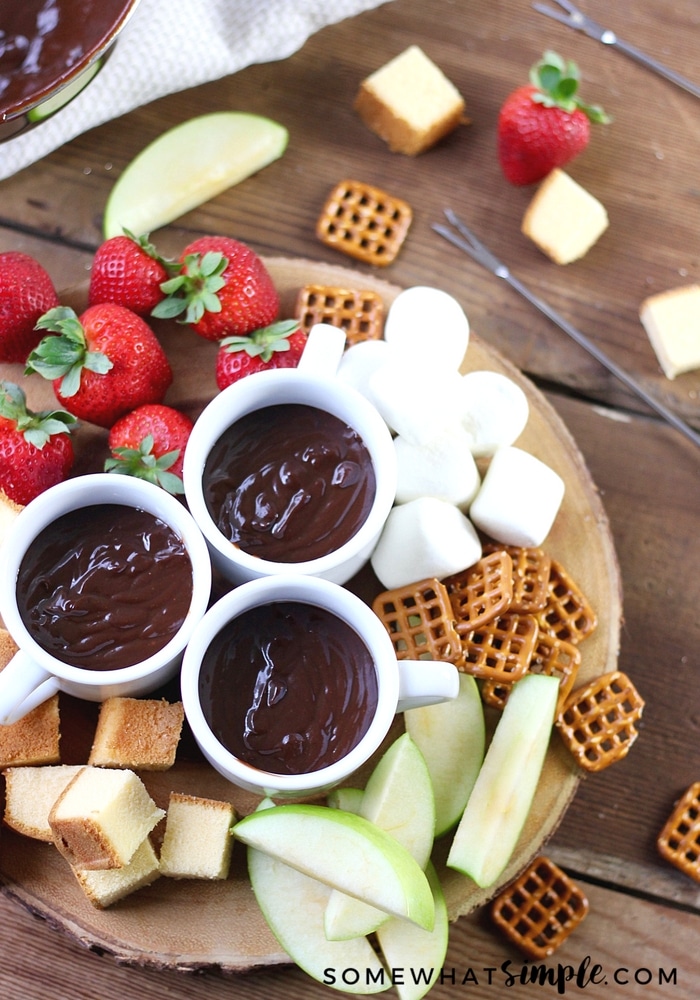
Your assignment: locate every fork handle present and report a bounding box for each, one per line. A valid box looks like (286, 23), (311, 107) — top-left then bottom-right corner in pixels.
(606, 33), (700, 99)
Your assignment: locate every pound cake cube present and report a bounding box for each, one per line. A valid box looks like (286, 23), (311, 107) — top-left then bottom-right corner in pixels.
(355, 45), (466, 155)
(639, 284), (700, 379)
(0, 693), (60, 767)
(73, 836), (161, 908)
(49, 765), (165, 870)
(88, 697), (184, 771)
(0, 632), (61, 767)
(159, 791), (235, 880)
(3, 764), (84, 841)
(521, 168), (609, 264)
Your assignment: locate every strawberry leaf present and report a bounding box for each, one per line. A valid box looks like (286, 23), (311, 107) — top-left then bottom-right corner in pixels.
(0, 380), (76, 448)
(105, 434), (184, 494)
(26, 306), (113, 394)
(529, 50), (611, 123)
(151, 250), (229, 326)
(219, 319), (300, 362)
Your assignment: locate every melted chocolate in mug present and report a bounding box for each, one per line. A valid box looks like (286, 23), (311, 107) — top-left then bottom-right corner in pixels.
(203, 403), (376, 563)
(198, 601), (379, 775)
(16, 504), (193, 670)
(0, 0), (134, 116)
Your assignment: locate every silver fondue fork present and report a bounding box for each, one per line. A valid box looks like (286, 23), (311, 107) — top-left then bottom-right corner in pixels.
(532, 0), (700, 100)
(432, 209), (700, 451)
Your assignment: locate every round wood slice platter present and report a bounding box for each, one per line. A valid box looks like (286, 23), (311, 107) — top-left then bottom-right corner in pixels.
(0, 257), (622, 971)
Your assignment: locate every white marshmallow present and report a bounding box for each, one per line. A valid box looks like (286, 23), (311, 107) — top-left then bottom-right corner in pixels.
(460, 370), (529, 457)
(394, 426), (480, 509)
(368, 362), (464, 445)
(336, 338), (392, 403)
(370, 497), (482, 590)
(384, 286), (470, 372)
(469, 446), (565, 547)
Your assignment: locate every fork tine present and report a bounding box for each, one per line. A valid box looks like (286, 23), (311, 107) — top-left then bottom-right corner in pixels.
(433, 211), (700, 450)
(438, 210), (508, 276)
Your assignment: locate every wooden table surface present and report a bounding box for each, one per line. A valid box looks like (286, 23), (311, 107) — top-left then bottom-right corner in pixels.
(1, 0), (699, 997)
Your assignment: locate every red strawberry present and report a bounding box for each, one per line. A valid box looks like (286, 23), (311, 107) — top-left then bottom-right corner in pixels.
(25, 304), (173, 429)
(0, 252), (60, 362)
(497, 51), (610, 186)
(215, 320), (307, 389)
(152, 236), (279, 341)
(106, 403), (194, 493)
(88, 230), (176, 316)
(0, 380), (76, 504)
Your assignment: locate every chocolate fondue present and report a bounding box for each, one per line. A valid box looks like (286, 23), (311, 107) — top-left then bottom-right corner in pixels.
(198, 601), (379, 775)
(0, 1), (135, 117)
(16, 503), (193, 670)
(203, 402), (376, 563)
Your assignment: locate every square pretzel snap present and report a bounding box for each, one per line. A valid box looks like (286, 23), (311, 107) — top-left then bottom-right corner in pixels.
(491, 855), (589, 958)
(295, 284), (384, 345)
(316, 179), (412, 266)
(372, 578), (463, 666)
(556, 670), (644, 772)
(657, 782), (700, 882)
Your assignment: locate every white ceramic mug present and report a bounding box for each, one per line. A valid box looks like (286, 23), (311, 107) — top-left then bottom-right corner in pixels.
(182, 325), (397, 586)
(0, 473), (212, 725)
(180, 573), (460, 799)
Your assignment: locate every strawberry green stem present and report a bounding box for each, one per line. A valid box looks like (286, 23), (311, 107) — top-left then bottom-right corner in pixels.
(0, 379), (76, 449)
(151, 250), (228, 324)
(219, 319), (300, 361)
(530, 50), (611, 123)
(25, 306), (112, 397)
(104, 433), (184, 494)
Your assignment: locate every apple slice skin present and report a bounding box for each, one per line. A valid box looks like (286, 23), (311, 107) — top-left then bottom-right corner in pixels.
(247, 846), (390, 995)
(405, 673), (485, 837)
(446, 673), (559, 888)
(232, 803), (435, 931)
(375, 861), (449, 1000)
(324, 733), (435, 941)
(103, 111), (289, 238)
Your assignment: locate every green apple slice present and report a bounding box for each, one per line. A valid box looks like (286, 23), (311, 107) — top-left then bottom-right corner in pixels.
(375, 862), (449, 1000)
(405, 673), (486, 837)
(103, 111), (289, 238)
(233, 803), (434, 930)
(327, 786), (365, 813)
(446, 673), (559, 888)
(324, 733), (435, 941)
(248, 844), (389, 995)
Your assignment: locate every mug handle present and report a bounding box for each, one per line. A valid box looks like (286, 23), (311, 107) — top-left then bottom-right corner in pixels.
(396, 658), (460, 712)
(297, 324), (347, 378)
(0, 649), (61, 726)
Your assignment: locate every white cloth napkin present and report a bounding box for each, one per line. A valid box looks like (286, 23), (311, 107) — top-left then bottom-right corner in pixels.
(0, 0), (393, 181)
